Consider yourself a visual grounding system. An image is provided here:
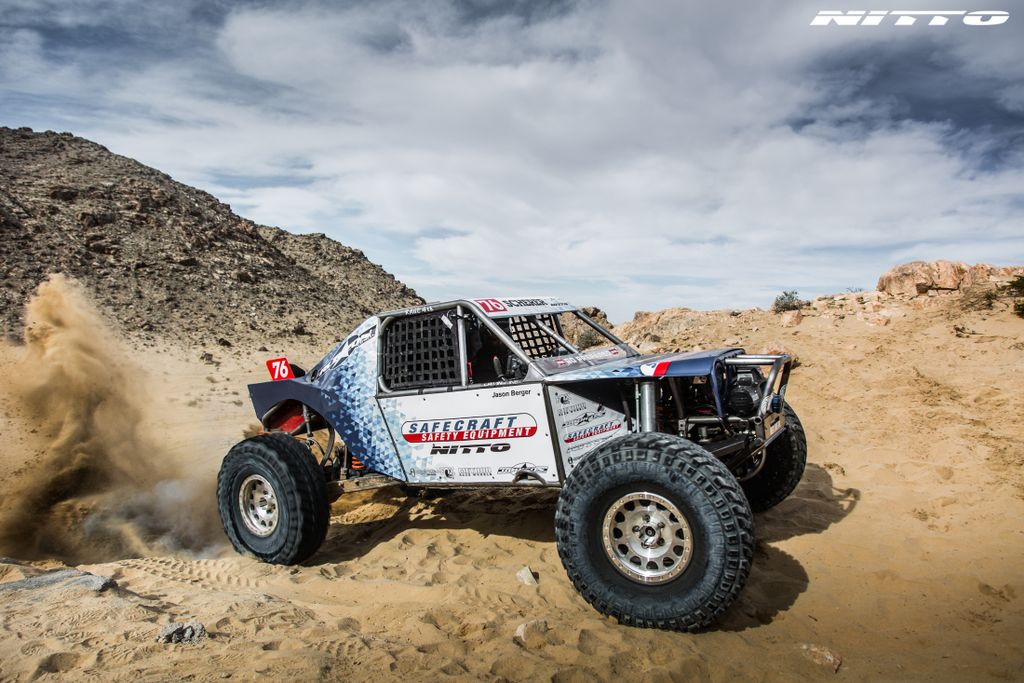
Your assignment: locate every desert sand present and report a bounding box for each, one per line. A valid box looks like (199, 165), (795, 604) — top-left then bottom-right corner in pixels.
(0, 277), (1022, 682)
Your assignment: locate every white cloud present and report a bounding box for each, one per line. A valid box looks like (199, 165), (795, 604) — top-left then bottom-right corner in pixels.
(1, 0), (1022, 321)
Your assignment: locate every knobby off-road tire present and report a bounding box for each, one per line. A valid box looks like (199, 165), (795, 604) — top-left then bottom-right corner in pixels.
(554, 433), (754, 631)
(741, 403), (807, 513)
(217, 433), (330, 564)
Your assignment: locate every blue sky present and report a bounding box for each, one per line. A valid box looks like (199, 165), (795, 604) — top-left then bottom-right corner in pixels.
(2, 0), (1022, 321)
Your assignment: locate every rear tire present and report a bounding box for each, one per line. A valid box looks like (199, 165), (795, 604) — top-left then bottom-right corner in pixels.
(554, 433), (754, 631)
(217, 433), (329, 564)
(741, 403), (807, 513)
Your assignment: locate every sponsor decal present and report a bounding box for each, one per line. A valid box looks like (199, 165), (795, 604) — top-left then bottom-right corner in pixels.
(458, 467), (492, 477)
(640, 360), (671, 377)
(497, 462), (549, 475)
(504, 298), (553, 308)
(563, 420), (623, 444)
(475, 298), (507, 313)
(476, 297), (572, 314)
(410, 465), (493, 478)
(810, 9), (1008, 27)
(556, 402), (587, 417)
(554, 347), (623, 369)
(430, 442), (511, 455)
(581, 347), (619, 360)
(319, 324), (376, 374)
(403, 413), (538, 443)
(265, 357), (294, 381)
(565, 430), (622, 455)
(569, 406), (607, 426)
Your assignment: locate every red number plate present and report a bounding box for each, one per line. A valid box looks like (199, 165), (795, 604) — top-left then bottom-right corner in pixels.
(266, 357), (295, 381)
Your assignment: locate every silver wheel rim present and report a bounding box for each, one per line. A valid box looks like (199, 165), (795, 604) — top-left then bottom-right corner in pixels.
(601, 491), (693, 584)
(238, 474), (279, 537)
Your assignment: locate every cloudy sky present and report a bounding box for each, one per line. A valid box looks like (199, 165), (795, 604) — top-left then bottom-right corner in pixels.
(2, 0), (1022, 320)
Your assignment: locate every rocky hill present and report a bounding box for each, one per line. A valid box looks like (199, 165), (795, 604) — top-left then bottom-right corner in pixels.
(0, 127), (421, 346)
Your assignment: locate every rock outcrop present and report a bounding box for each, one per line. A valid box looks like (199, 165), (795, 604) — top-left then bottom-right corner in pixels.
(876, 261), (1023, 298)
(560, 306), (612, 348)
(0, 127), (422, 345)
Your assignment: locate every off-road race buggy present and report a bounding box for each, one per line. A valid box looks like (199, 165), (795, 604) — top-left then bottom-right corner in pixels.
(217, 297), (806, 631)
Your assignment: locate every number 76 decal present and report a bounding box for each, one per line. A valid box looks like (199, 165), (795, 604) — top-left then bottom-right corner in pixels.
(265, 357), (295, 381)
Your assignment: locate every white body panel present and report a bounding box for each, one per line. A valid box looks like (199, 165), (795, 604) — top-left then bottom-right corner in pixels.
(378, 384), (559, 484)
(548, 384), (628, 474)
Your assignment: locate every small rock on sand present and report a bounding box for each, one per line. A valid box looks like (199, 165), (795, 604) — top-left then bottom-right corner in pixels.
(513, 619), (548, 649)
(0, 568), (117, 594)
(799, 643), (842, 672)
(156, 621), (207, 645)
(516, 565), (539, 586)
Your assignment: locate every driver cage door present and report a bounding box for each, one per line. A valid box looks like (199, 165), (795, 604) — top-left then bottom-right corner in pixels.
(375, 305), (559, 485)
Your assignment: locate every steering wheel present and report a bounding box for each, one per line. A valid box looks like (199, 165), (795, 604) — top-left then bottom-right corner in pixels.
(492, 355), (528, 381)
(506, 355), (527, 380)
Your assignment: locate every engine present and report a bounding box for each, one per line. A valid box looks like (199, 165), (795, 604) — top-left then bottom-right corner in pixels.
(725, 371), (764, 417)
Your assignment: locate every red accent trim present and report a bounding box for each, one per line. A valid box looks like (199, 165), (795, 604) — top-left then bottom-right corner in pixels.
(475, 298), (508, 313)
(403, 426), (538, 443)
(653, 361), (670, 377)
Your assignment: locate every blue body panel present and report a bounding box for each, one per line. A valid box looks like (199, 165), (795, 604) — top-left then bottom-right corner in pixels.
(247, 317), (408, 481)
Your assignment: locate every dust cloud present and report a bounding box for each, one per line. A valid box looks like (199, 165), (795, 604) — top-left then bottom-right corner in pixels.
(0, 275), (225, 563)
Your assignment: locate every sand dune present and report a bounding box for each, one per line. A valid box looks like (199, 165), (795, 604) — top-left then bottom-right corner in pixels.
(0, 281), (1022, 681)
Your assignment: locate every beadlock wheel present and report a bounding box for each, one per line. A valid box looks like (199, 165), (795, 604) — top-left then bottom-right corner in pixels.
(554, 433), (754, 631)
(217, 433), (329, 565)
(238, 474), (279, 537)
(601, 491), (693, 584)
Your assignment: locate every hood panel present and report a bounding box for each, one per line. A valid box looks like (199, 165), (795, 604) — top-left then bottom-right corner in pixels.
(542, 348), (743, 383)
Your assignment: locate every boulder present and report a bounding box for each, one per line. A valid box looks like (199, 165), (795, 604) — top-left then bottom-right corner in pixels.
(876, 261), (967, 297)
(779, 310), (803, 327)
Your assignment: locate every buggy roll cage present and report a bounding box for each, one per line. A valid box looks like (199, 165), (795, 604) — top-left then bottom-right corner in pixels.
(375, 299), (638, 395)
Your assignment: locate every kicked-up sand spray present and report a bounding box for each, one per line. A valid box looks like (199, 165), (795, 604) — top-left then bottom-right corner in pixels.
(0, 275), (224, 562)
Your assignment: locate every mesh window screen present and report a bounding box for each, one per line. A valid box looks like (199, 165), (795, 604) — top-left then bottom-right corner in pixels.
(504, 315), (560, 359)
(382, 312), (460, 390)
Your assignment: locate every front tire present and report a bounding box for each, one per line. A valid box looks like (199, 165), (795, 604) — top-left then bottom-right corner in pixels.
(555, 433), (754, 631)
(217, 433), (329, 564)
(741, 403), (807, 513)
